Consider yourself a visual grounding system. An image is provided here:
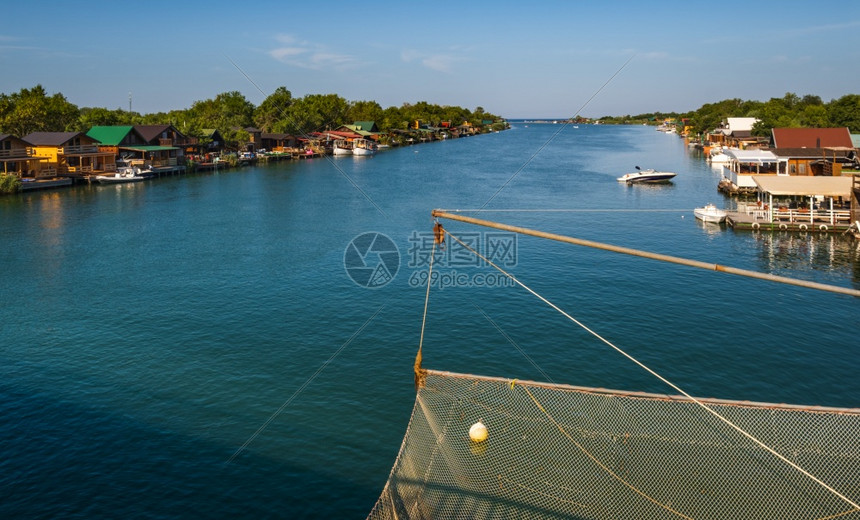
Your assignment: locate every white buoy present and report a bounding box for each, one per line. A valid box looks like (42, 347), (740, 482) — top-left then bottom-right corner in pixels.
(469, 421), (488, 443)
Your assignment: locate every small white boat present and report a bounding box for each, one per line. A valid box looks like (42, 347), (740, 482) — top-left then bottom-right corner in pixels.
(332, 139), (353, 156)
(708, 148), (731, 164)
(694, 203), (727, 223)
(617, 166), (676, 183)
(352, 138), (377, 156)
(95, 166), (150, 184)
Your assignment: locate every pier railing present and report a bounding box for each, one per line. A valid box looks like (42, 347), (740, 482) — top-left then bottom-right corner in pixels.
(771, 208), (851, 225)
(738, 201), (850, 226)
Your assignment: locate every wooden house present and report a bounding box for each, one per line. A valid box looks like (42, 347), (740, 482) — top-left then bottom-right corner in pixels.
(86, 126), (148, 166)
(260, 133), (298, 152)
(771, 127), (857, 177)
(336, 122), (380, 139)
(127, 124), (188, 167)
(23, 131), (115, 177)
(708, 117), (766, 149)
(243, 127), (263, 152)
(199, 129), (225, 152)
(0, 134), (49, 177)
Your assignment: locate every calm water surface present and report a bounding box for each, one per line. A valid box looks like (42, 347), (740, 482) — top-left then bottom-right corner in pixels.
(2, 124), (859, 518)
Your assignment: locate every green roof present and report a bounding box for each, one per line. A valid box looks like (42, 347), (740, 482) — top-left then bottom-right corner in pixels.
(352, 121), (379, 132)
(86, 126), (134, 145)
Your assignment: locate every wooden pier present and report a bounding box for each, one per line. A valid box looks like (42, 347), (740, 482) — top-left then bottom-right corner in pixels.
(20, 177), (73, 191)
(726, 211), (852, 233)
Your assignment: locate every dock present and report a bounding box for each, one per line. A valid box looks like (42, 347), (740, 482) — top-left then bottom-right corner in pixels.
(726, 211), (853, 233)
(20, 177), (73, 191)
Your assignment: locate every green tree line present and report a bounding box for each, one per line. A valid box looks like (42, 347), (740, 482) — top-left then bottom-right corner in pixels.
(597, 92), (860, 136)
(0, 85), (503, 148)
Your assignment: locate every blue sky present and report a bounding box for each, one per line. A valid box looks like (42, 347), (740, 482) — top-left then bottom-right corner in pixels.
(1, 1), (858, 119)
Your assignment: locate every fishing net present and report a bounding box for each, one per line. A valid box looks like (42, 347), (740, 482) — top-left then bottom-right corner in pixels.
(368, 369), (860, 520)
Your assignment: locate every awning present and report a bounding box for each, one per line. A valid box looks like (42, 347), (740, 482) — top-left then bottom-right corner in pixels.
(725, 149), (780, 164)
(753, 176), (853, 197)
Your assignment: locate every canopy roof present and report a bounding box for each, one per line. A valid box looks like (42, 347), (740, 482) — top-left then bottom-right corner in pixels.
(753, 175), (853, 196)
(725, 148), (780, 164)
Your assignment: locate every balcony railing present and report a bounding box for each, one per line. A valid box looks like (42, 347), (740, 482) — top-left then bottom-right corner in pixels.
(157, 137), (196, 147)
(0, 148), (35, 158)
(61, 145), (100, 155)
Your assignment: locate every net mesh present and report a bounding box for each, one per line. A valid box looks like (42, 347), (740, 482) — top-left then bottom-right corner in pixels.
(368, 369), (860, 520)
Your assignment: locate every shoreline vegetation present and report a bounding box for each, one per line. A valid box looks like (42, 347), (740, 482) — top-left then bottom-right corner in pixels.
(0, 85), (506, 151)
(1, 86), (858, 195)
(590, 92), (860, 137)
(3, 85), (856, 146)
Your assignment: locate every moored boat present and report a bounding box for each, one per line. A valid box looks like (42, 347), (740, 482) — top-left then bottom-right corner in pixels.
(332, 139), (353, 156)
(94, 166), (150, 184)
(352, 138), (377, 156)
(694, 202), (727, 223)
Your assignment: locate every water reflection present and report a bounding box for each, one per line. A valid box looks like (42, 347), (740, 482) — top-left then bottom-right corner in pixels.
(695, 219), (725, 235)
(751, 232), (860, 286)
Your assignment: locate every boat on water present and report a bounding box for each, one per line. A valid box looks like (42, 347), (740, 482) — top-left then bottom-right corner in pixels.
(367, 211), (860, 520)
(617, 166), (677, 183)
(352, 138), (377, 156)
(94, 166), (150, 184)
(332, 139), (353, 156)
(707, 147), (731, 164)
(694, 202), (727, 223)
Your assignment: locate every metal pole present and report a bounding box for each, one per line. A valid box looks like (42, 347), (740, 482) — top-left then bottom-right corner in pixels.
(431, 210), (860, 298)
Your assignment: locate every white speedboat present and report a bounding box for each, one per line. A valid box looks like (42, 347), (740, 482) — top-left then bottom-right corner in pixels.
(694, 203), (727, 223)
(352, 138), (377, 156)
(95, 166), (150, 184)
(617, 166), (676, 183)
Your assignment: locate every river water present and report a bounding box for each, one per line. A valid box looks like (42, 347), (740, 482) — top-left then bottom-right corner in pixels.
(1, 124), (858, 518)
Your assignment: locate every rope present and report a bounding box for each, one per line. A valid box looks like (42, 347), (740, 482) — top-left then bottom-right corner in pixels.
(440, 208), (692, 213)
(432, 210), (860, 298)
(414, 232), (438, 389)
(440, 226), (860, 512)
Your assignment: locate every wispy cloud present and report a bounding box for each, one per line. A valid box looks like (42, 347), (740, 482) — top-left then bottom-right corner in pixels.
(268, 34), (362, 70)
(794, 20), (860, 35)
(400, 48), (466, 73)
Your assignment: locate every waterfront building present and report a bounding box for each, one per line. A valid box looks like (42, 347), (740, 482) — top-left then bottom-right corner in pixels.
(22, 131), (115, 178)
(0, 134), (48, 177)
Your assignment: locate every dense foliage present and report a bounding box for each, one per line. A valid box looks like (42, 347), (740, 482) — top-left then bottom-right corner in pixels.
(597, 92), (860, 136)
(0, 85), (503, 149)
(4, 85), (857, 148)
(0, 173), (22, 194)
